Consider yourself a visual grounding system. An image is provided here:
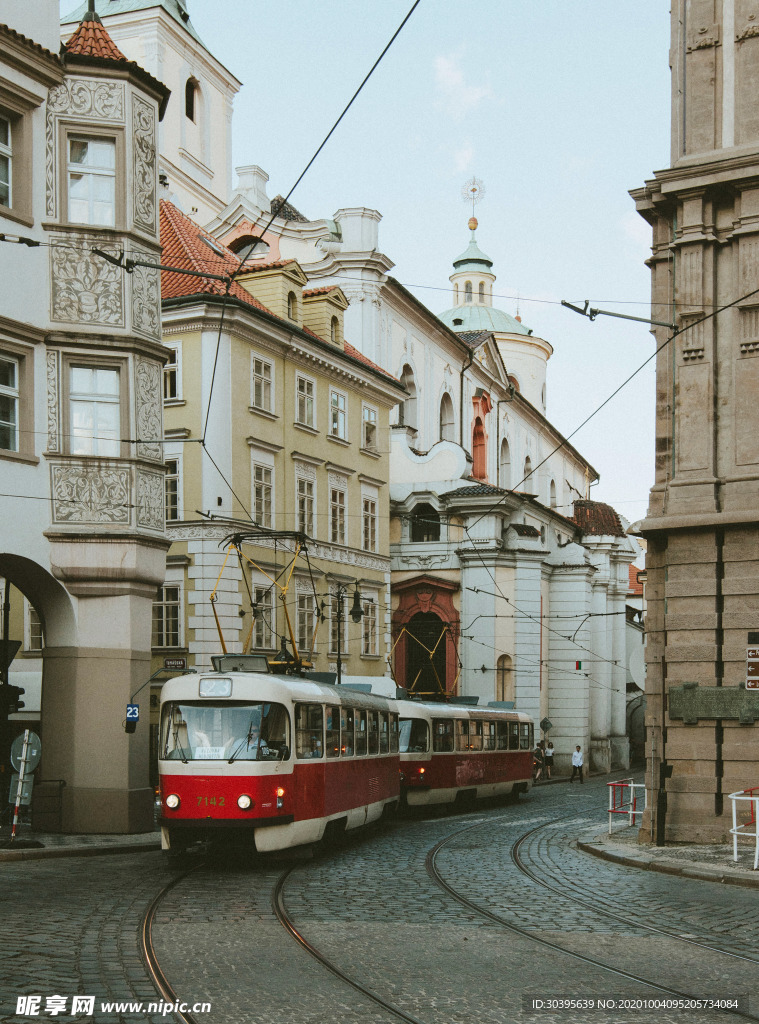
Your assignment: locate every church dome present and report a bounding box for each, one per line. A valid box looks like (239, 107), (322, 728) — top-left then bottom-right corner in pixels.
(439, 303), (532, 336)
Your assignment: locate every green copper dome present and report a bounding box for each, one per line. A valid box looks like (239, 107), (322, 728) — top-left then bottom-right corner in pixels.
(439, 304), (532, 336)
(452, 234), (493, 273)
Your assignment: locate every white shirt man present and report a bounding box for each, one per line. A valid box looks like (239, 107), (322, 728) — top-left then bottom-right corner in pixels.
(570, 745), (584, 784)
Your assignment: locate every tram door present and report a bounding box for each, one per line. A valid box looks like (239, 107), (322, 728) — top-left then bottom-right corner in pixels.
(405, 612), (448, 699)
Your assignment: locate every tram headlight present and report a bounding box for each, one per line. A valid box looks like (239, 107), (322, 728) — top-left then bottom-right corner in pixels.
(276, 786), (285, 808)
(165, 793), (180, 809)
(237, 794), (253, 810)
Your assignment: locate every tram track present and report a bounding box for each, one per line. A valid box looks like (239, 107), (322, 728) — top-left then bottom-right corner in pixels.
(425, 811), (759, 1023)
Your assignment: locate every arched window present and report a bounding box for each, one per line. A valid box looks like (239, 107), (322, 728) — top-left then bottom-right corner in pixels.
(287, 291), (297, 320)
(439, 392), (455, 441)
(472, 417), (487, 480)
(523, 456), (532, 484)
(330, 316), (339, 345)
(410, 503), (440, 543)
(496, 654), (514, 703)
(550, 479), (557, 509)
(464, 280), (473, 303)
(454, 284), (459, 304)
(499, 438), (511, 488)
(399, 364), (417, 429)
(185, 78), (197, 121)
(478, 281), (485, 302)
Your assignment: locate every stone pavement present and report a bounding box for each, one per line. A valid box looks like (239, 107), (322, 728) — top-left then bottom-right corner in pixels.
(0, 821), (160, 862)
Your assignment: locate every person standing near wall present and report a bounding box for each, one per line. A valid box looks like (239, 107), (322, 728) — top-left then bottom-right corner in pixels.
(570, 745), (584, 784)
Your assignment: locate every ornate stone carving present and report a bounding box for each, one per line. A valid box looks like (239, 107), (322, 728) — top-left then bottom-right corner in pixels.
(131, 254), (160, 339)
(294, 460), (316, 482)
(328, 471), (348, 491)
(51, 463), (130, 524)
(137, 469), (165, 531)
(51, 236), (124, 326)
(135, 360), (163, 461)
(686, 23), (719, 50)
(132, 95), (156, 234)
(46, 350), (59, 452)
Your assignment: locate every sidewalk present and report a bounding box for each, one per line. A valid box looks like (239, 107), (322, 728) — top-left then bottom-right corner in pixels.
(0, 821), (160, 862)
(578, 823), (759, 889)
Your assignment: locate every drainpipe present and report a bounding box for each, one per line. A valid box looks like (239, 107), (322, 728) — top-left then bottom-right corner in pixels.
(459, 346), (474, 450)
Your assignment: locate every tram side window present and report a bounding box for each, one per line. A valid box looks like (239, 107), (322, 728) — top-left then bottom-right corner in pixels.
(529, 723), (534, 748)
(295, 703), (323, 759)
(484, 722), (496, 751)
(470, 720), (483, 751)
(368, 710), (379, 754)
(326, 705), (340, 758)
(496, 722), (509, 750)
(399, 718), (429, 753)
(341, 706), (354, 756)
(509, 722), (520, 750)
(519, 723), (531, 750)
(355, 710), (367, 755)
(389, 713), (399, 753)
(456, 719), (469, 751)
(379, 712), (389, 753)
(433, 719), (454, 752)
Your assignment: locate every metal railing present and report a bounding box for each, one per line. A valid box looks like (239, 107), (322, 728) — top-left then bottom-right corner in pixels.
(728, 788), (759, 870)
(607, 777), (646, 834)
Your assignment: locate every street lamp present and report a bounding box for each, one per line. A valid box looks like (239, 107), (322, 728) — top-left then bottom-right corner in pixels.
(334, 582), (363, 685)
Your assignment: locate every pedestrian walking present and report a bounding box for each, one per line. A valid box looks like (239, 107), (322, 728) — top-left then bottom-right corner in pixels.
(544, 741), (554, 779)
(532, 743), (545, 782)
(570, 744), (584, 784)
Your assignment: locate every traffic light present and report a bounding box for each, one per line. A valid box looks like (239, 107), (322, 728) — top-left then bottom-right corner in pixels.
(0, 683), (25, 715)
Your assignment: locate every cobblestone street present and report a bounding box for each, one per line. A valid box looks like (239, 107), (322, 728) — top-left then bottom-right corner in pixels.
(2, 775), (758, 1024)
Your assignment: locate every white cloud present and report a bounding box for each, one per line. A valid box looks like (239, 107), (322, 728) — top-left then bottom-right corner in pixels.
(453, 143), (474, 174)
(434, 53), (491, 120)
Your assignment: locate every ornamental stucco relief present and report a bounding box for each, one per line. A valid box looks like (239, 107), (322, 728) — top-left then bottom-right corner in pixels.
(132, 96), (157, 234)
(137, 470), (164, 531)
(51, 237), (124, 326)
(135, 360), (163, 461)
(131, 257), (160, 339)
(51, 464), (130, 524)
(46, 350), (59, 452)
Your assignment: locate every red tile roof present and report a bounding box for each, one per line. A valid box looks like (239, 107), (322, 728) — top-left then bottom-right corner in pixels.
(572, 500), (626, 537)
(303, 286), (340, 297)
(628, 564), (644, 595)
(0, 22), (60, 63)
(64, 13), (130, 61)
(159, 201), (401, 387)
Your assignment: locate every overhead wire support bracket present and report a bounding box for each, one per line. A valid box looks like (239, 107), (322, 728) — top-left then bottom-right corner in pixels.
(561, 298), (677, 331)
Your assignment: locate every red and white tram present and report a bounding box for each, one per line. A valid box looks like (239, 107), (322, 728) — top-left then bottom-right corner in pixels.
(398, 701), (534, 805)
(158, 670), (401, 855)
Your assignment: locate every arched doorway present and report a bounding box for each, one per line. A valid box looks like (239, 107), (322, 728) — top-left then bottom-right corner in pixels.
(406, 612), (448, 698)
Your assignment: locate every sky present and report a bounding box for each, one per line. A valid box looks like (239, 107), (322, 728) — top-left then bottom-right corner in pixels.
(63, 0), (672, 524)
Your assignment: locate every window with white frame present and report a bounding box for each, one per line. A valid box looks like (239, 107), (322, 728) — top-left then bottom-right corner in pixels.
(329, 389), (347, 439)
(296, 375), (315, 427)
(362, 496), (377, 553)
(330, 486), (346, 545)
(253, 463), (273, 528)
(252, 355), (273, 412)
(163, 345), (180, 402)
(296, 592), (316, 656)
(152, 584), (182, 648)
(69, 366), (120, 457)
(329, 592), (348, 655)
(362, 405), (377, 450)
(0, 354), (19, 452)
(252, 584), (275, 650)
(165, 457), (180, 522)
(362, 596), (378, 656)
(0, 115), (11, 207)
(67, 136), (116, 226)
(297, 477), (314, 536)
(25, 601), (43, 652)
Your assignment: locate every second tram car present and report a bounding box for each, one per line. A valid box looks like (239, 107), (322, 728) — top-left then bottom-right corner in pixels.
(398, 701), (534, 805)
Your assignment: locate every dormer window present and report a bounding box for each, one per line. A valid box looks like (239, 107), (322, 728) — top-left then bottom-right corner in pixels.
(288, 291), (298, 320)
(330, 316), (339, 344)
(464, 280), (472, 303)
(185, 79), (198, 122)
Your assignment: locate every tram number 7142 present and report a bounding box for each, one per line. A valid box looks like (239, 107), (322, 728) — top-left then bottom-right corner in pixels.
(197, 796), (226, 807)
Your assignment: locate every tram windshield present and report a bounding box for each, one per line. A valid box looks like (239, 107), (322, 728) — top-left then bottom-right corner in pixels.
(161, 701), (289, 762)
(399, 718), (429, 753)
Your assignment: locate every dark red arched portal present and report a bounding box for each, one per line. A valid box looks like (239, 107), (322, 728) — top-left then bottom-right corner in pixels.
(392, 576), (459, 700)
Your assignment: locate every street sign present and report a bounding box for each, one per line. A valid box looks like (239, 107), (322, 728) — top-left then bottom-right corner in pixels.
(8, 774), (32, 806)
(747, 647), (759, 690)
(10, 731), (41, 773)
(164, 657), (186, 671)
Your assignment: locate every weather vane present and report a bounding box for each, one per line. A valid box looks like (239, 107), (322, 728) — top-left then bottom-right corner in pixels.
(461, 176), (485, 229)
